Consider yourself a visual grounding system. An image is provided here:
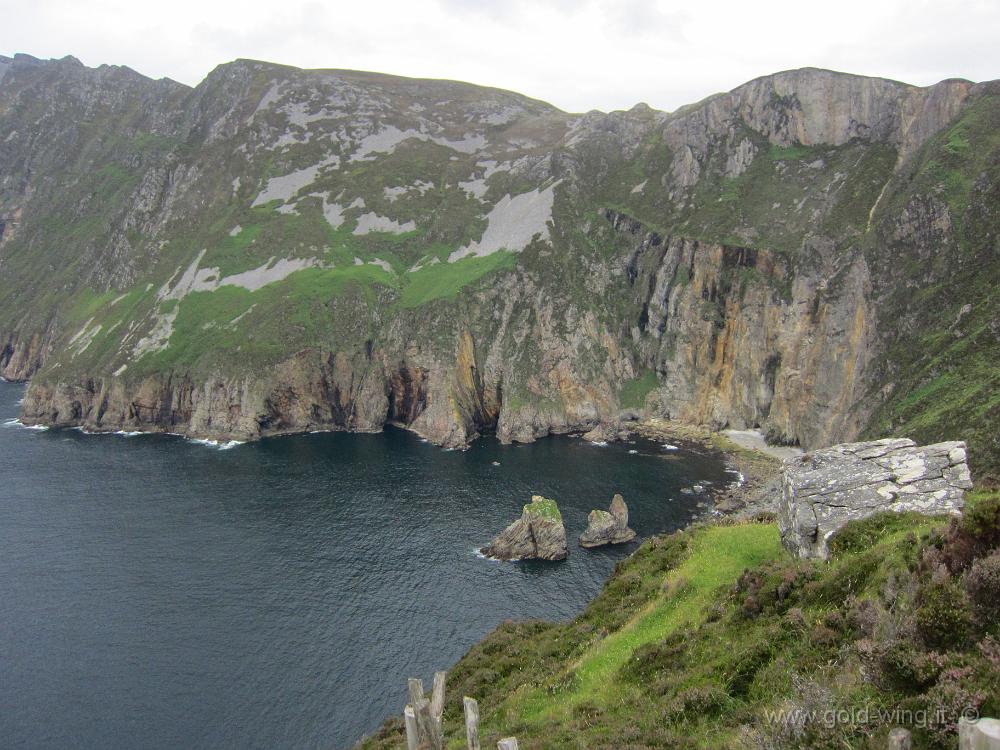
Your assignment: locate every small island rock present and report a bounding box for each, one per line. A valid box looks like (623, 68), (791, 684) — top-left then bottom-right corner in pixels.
(481, 495), (568, 561)
(579, 493), (637, 548)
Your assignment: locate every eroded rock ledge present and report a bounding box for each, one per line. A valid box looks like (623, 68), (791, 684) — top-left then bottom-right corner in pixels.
(779, 438), (973, 558)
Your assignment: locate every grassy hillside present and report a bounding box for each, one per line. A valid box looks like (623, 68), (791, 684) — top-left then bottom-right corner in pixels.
(360, 493), (1000, 749)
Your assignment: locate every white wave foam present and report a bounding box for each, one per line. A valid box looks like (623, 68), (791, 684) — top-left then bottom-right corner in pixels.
(189, 438), (244, 450)
(662, 443), (679, 451)
(3, 418), (49, 431)
(474, 547), (516, 562)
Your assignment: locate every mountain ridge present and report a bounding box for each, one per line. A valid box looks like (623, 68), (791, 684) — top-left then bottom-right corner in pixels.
(1, 55), (997, 477)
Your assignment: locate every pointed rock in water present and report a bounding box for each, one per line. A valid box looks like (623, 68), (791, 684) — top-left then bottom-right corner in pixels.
(481, 495), (567, 561)
(579, 493), (637, 548)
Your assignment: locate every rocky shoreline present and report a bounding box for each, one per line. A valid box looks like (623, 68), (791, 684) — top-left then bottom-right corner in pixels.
(8, 362), (787, 517)
(624, 418), (786, 520)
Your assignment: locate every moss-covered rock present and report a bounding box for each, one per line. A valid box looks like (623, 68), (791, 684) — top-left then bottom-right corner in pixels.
(481, 495), (567, 561)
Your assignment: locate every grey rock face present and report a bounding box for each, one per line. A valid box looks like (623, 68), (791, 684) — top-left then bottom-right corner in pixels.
(579, 493), (637, 548)
(481, 495), (567, 561)
(779, 438), (973, 558)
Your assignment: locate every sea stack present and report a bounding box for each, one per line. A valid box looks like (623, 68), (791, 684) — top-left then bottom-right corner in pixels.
(579, 493), (637, 548)
(481, 495), (568, 561)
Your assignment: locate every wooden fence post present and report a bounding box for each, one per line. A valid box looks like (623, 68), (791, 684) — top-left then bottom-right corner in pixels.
(414, 697), (444, 750)
(403, 704), (419, 750)
(887, 727), (911, 750)
(430, 671), (447, 725)
(960, 718), (974, 750)
(463, 696), (480, 750)
(497, 738), (519, 750)
(408, 678), (425, 708)
(959, 717), (1000, 750)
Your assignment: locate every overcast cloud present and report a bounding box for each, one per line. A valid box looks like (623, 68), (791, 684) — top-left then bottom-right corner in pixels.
(1, 0), (997, 113)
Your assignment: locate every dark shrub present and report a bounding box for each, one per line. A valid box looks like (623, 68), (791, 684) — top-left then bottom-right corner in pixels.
(960, 493), (1000, 542)
(878, 641), (941, 692)
(809, 623), (841, 648)
(783, 607), (807, 631)
(741, 594), (762, 619)
(918, 680), (987, 750)
(571, 699), (606, 724)
(622, 630), (688, 683)
(940, 493), (1000, 572)
(846, 598), (879, 637)
(963, 551), (1000, 632)
(663, 684), (729, 722)
(915, 580), (973, 650)
(801, 551), (880, 606)
(723, 639), (776, 697)
(822, 610), (846, 632)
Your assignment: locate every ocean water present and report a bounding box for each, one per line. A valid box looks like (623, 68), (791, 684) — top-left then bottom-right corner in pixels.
(0, 380), (729, 749)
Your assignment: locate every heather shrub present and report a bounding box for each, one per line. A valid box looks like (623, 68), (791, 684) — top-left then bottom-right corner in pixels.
(914, 580), (973, 650)
(878, 641), (941, 692)
(963, 550), (1000, 631)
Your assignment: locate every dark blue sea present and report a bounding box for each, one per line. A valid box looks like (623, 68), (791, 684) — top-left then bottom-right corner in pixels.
(0, 379), (727, 749)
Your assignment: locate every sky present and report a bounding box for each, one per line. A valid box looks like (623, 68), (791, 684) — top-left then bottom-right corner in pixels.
(1, 0), (997, 113)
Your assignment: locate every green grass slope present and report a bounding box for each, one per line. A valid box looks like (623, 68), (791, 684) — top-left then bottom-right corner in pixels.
(360, 493), (1000, 750)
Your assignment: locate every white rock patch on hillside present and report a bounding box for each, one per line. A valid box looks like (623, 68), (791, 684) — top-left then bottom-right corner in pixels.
(163, 252), (320, 299)
(219, 257), (319, 291)
(350, 125), (488, 162)
(353, 212), (416, 235)
(251, 155), (338, 206)
(383, 181), (433, 202)
(320, 195), (346, 229)
(449, 181), (559, 261)
(458, 160), (510, 200)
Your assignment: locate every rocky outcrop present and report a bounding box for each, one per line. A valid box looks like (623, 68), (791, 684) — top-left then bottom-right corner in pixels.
(779, 438), (973, 559)
(664, 68), (972, 173)
(579, 493), (636, 548)
(1, 332), (47, 381)
(481, 495), (567, 561)
(581, 422), (629, 444)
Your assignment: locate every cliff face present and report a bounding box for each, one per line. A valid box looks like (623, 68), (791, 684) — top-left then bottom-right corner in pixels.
(611, 210), (874, 449)
(2, 54), (998, 474)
